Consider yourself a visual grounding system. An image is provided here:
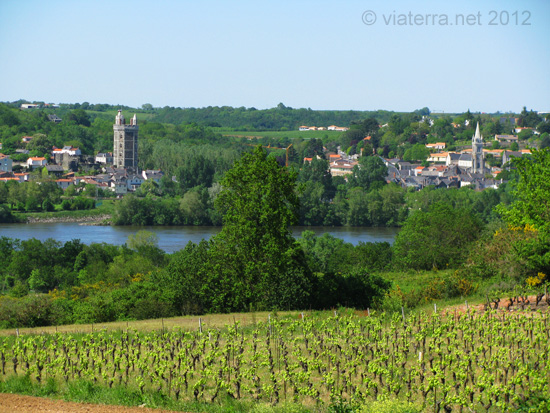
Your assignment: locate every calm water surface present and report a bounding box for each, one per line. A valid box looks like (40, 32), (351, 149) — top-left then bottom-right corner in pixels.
(0, 223), (398, 253)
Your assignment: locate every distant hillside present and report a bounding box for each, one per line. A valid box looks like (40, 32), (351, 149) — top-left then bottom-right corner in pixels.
(149, 104), (398, 130)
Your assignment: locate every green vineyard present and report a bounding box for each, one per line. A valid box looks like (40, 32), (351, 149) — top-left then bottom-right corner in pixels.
(1, 309), (549, 412)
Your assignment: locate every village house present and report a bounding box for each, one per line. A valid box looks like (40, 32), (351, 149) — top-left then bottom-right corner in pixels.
(20, 103), (39, 109)
(27, 157), (48, 169)
(56, 178), (74, 190)
(502, 149), (531, 165)
(327, 125), (349, 131)
(95, 152), (113, 164)
(425, 142), (446, 150)
(13, 172), (30, 182)
(45, 165), (64, 177)
(127, 174), (145, 191)
(111, 176), (128, 195)
(445, 152), (460, 166)
(329, 160), (357, 177)
(514, 127), (534, 134)
(142, 169), (164, 184)
(0, 154), (13, 172)
(494, 134), (518, 143)
(426, 152), (448, 163)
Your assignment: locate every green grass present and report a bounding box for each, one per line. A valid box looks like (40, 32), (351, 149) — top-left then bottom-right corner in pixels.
(0, 375), (303, 412)
(382, 269), (449, 294)
(0, 310), (295, 337)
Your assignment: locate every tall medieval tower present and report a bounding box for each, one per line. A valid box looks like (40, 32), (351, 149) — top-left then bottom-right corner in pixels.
(472, 122), (484, 174)
(113, 110), (138, 171)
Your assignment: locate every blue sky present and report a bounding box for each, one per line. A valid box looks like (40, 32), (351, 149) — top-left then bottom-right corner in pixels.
(1, 0), (548, 113)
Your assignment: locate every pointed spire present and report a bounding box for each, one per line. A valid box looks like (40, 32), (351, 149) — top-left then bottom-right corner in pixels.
(472, 122), (482, 142)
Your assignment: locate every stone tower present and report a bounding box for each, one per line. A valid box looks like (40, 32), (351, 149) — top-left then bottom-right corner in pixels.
(113, 110), (138, 171)
(472, 122), (484, 173)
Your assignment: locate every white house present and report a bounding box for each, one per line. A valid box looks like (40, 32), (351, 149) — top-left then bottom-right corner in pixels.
(95, 152), (113, 164)
(27, 157), (48, 169)
(20, 103), (39, 109)
(425, 142), (446, 150)
(329, 160), (357, 177)
(327, 125), (349, 131)
(426, 152), (448, 163)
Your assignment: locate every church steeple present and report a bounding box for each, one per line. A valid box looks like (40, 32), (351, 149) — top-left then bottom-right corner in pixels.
(472, 122), (484, 173)
(473, 122), (481, 143)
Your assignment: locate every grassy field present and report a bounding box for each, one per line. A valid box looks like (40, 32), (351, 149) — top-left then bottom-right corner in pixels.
(0, 310), (290, 337)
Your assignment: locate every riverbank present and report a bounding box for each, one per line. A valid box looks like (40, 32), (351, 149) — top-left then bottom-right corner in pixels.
(23, 214), (112, 225)
(11, 200), (116, 225)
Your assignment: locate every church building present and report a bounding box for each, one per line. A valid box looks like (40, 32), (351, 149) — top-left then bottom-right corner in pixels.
(471, 122), (484, 173)
(113, 110), (139, 171)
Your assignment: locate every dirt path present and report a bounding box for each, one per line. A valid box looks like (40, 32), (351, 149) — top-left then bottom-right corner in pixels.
(0, 393), (179, 413)
(442, 294), (549, 316)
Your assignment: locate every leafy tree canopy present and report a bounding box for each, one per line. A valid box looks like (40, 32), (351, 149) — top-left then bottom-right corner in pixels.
(207, 146), (313, 311)
(497, 148), (550, 233)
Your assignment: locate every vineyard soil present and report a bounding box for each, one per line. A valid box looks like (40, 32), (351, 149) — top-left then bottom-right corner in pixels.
(0, 393), (177, 413)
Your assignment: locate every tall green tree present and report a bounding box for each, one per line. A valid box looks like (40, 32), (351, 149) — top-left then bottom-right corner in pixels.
(207, 146), (313, 311)
(497, 149), (550, 233)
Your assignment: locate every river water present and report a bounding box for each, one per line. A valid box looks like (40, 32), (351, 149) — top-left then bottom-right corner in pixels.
(0, 223), (398, 253)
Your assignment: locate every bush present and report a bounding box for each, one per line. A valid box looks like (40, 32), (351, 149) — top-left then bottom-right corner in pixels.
(0, 204), (17, 223)
(0, 294), (56, 328)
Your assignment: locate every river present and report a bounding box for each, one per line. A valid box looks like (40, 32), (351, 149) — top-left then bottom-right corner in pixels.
(0, 223), (398, 253)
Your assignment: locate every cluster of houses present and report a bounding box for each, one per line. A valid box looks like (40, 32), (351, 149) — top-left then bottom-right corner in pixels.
(304, 125), (532, 191)
(299, 125), (350, 131)
(0, 145), (163, 195)
(1, 111), (158, 195)
(54, 168), (164, 195)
